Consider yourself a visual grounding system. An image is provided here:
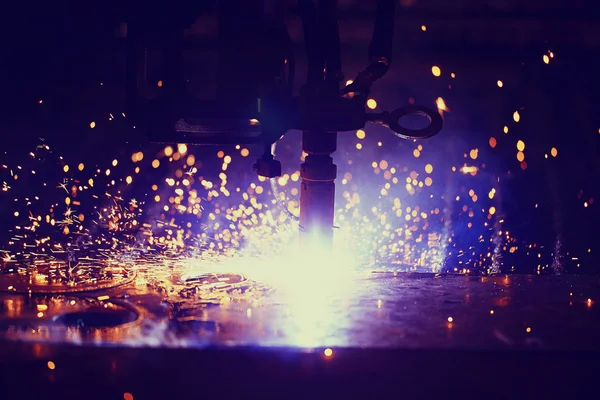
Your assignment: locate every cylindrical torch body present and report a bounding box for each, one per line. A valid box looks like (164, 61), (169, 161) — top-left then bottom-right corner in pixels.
(299, 131), (338, 246)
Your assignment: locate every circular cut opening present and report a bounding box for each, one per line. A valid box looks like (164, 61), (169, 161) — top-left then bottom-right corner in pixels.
(182, 272), (245, 286)
(0, 261), (134, 294)
(54, 307), (138, 328)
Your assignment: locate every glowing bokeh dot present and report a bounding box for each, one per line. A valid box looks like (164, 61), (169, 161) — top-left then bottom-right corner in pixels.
(431, 66), (441, 77)
(436, 97), (447, 111)
(124, 393), (134, 400)
(366, 99), (377, 109)
(47, 361), (55, 370)
(324, 348), (333, 357)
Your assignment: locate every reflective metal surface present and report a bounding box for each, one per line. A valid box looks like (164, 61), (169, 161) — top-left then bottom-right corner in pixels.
(2, 263), (599, 350)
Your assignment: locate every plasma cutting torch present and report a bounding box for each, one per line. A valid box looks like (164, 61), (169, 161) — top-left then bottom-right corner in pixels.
(125, 0), (442, 246)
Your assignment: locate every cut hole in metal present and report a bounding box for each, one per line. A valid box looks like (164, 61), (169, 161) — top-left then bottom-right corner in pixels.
(181, 273), (246, 286)
(0, 260), (135, 294)
(53, 307), (138, 328)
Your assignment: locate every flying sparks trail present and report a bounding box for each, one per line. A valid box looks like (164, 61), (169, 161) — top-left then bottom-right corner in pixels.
(0, 128), (550, 287)
(1, 42), (592, 309)
(0, 38), (597, 353)
(0, 124), (543, 293)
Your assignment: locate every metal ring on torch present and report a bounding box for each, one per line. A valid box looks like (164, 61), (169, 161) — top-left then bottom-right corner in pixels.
(384, 105), (443, 140)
